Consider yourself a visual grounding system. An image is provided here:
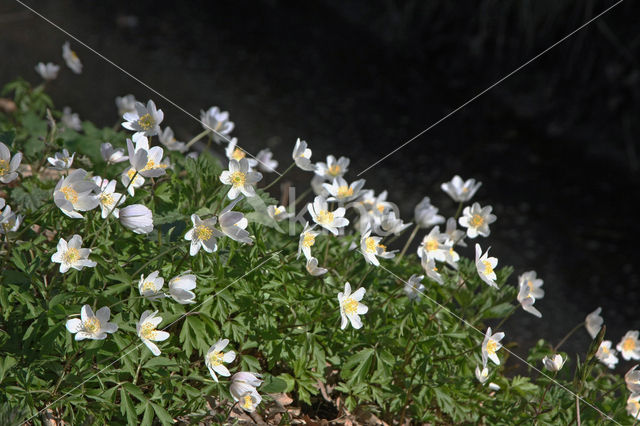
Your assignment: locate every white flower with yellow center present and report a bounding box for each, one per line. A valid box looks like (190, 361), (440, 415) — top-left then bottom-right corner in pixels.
(185, 214), (223, 256)
(306, 256), (328, 276)
(0, 141), (22, 184)
(34, 62), (60, 81)
(121, 166), (145, 196)
(475, 244), (498, 289)
(138, 270), (165, 301)
(168, 272), (197, 304)
(585, 307), (604, 339)
(136, 310), (170, 356)
(116, 94), (137, 116)
(516, 270), (544, 318)
(126, 134), (168, 178)
(47, 148), (75, 170)
(62, 41), (82, 74)
(205, 339), (236, 382)
(403, 274), (425, 301)
(617, 331), (640, 361)
(308, 195), (349, 236)
(417, 226), (447, 262)
(315, 155), (350, 180)
(219, 209), (252, 244)
(298, 222), (319, 260)
(441, 175), (482, 203)
(100, 142), (129, 164)
(625, 365), (640, 394)
(119, 204), (153, 234)
(158, 126), (187, 153)
(475, 365), (489, 384)
(481, 327), (505, 366)
(414, 197), (445, 229)
(360, 228), (386, 266)
(61, 107), (82, 131)
(421, 256), (444, 285)
(92, 177), (126, 219)
(542, 354), (565, 372)
(51, 235), (96, 273)
(378, 210), (411, 236)
(220, 158), (263, 200)
(267, 205), (293, 222)
(200, 106), (234, 143)
(596, 340), (619, 369)
(459, 202), (496, 239)
(338, 282), (368, 330)
(122, 100), (164, 137)
(626, 393), (640, 420)
(445, 217), (467, 247)
(256, 148), (278, 173)
(323, 177), (365, 203)
(0, 204), (22, 235)
(225, 138), (257, 168)
(230, 372), (263, 412)
(53, 169), (99, 219)
(292, 138), (314, 171)
(65, 305), (117, 340)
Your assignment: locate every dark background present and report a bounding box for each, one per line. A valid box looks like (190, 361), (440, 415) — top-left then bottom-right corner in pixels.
(1, 0), (639, 360)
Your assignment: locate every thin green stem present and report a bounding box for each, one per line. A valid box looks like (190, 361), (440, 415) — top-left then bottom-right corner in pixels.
(262, 162), (295, 191)
(395, 223), (420, 264)
(553, 321), (585, 352)
(184, 129), (210, 150)
(494, 305), (519, 330)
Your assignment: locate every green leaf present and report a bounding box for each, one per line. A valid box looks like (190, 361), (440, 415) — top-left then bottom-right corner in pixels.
(120, 387), (137, 425)
(261, 375), (288, 393)
(151, 402), (173, 425)
(123, 382), (147, 402)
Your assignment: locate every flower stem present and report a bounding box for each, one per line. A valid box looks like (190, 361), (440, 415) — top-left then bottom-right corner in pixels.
(494, 305), (519, 330)
(395, 223), (420, 264)
(262, 162), (295, 191)
(454, 201), (464, 221)
(535, 372), (557, 419)
(184, 129), (210, 150)
(553, 321), (585, 352)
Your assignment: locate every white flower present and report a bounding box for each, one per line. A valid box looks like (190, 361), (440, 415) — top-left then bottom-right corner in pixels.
(168, 273), (197, 304)
(625, 365), (640, 394)
(47, 149), (75, 170)
(421, 257), (444, 285)
(34, 62), (60, 81)
(225, 138), (257, 167)
(311, 175), (330, 197)
(403, 274), (425, 301)
(585, 307), (604, 339)
(626, 393), (640, 420)
(256, 148), (278, 173)
(475, 244), (498, 289)
(267, 205), (293, 222)
(119, 204), (153, 234)
(475, 365), (489, 384)
(185, 214), (223, 256)
(200, 106), (234, 143)
(0, 205), (22, 234)
(122, 100), (164, 137)
(306, 257), (328, 276)
(220, 158), (262, 199)
(315, 155), (349, 180)
(137, 310), (170, 356)
(53, 169), (99, 218)
(441, 175), (482, 202)
(292, 138), (314, 171)
(308, 195), (349, 236)
(230, 372), (263, 412)
(378, 210), (411, 236)
(360, 228), (385, 266)
(542, 354), (565, 372)
(158, 126), (187, 153)
(444, 216), (467, 247)
(488, 383), (501, 391)
(218, 209), (252, 244)
(0, 142), (22, 184)
(518, 271), (544, 299)
(617, 331), (640, 361)
(205, 339), (236, 382)
(61, 107), (82, 131)
(126, 134), (168, 178)
(323, 177), (365, 203)
(115, 94), (137, 116)
(51, 235), (96, 273)
(100, 142), (129, 164)
(298, 222), (318, 260)
(66, 305), (117, 340)
(595, 341), (618, 369)
(62, 41), (82, 74)
(138, 270), (165, 301)
(338, 282), (368, 330)
(481, 327), (505, 366)
(417, 226), (447, 262)
(120, 167), (145, 196)
(443, 240), (460, 269)
(459, 203), (497, 239)
(414, 197), (445, 228)
(231, 372), (263, 388)
(92, 177), (126, 219)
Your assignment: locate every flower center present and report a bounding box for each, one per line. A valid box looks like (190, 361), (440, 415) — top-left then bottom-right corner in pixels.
(195, 224), (213, 241)
(482, 260), (493, 275)
(343, 297), (358, 315)
(60, 186), (78, 204)
(230, 171), (246, 187)
(365, 237), (377, 253)
(99, 192), (115, 206)
(140, 322), (157, 340)
(208, 351), (224, 367)
(316, 210), (334, 225)
(376, 204), (385, 213)
(127, 168), (138, 181)
(141, 281), (157, 293)
(63, 248), (80, 264)
(232, 148), (245, 160)
(302, 232), (315, 248)
(84, 317), (101, 334)
(486, 339), (498, 355)
(137, 113), (155, 131)
(470, 214), (484, 227)
(242, 394), (254, 410)
(623, 338), (636, 352)
(425, 239), (439, 252)
(601, 345), (610, 354)
(70, 50), (79, 60)
(328, 164), (341, 176)
(527, 280), (534, 291)
(0, 159), (9, 176)
(337, 185), (353, 198)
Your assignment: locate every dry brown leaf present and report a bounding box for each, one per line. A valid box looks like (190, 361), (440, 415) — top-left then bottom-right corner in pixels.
(0, 98), (16, 113)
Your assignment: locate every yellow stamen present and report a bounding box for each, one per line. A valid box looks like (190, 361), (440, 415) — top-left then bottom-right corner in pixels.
(127, 168), (138, 181)
(208, 351), (224, 367)
(316, 210), (334, 225)
(232, 148), (245, 160)
(0, 159), (9, 176)
(365, 237), (377, 253)
(328, 164), (341, 176)
(99, 192), (115, 206)
(482, 260), (493, 275)
(60, 186), (78, 204)
(376, 204), (385, 213)
(242, 394), (253, 409)
(140, 322), (157, 340)
(301, 232), (315, 248)
(229, 171), (246, 187)
(470, 214), (484, 228)
(195, 224), (213, 241)
(424, 238), (439, 252)
(337, 185), (354, 199)
(141, 281), (157, 293)
(63, 248), (80, 264)
(84, 317), (101, 334)
(70, 50), (79, 60)
(137, 113), (155, 131)
(623, 338), (636, 352)
(343, 297), (358, 315)
(486, 339), (498, 355)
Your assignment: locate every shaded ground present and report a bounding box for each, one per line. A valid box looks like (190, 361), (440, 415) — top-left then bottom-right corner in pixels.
(1, 0), (639, 367)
